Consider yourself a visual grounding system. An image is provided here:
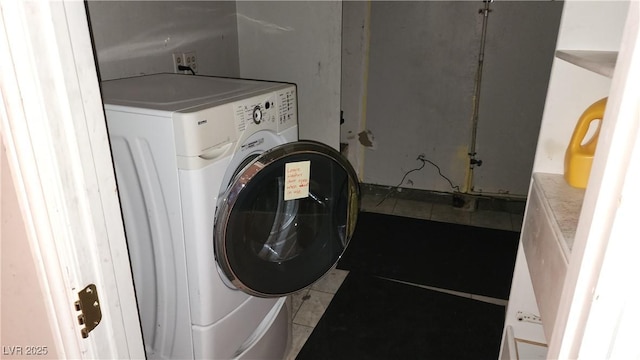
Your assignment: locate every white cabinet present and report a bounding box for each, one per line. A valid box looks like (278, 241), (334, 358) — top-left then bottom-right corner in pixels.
(501, 1), (637, 358)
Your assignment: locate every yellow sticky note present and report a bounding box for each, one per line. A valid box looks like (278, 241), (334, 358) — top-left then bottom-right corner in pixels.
(284, 161), (311, 201)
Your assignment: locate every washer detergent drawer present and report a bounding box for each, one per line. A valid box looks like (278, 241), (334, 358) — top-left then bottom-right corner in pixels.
(192, 297), (287, 359)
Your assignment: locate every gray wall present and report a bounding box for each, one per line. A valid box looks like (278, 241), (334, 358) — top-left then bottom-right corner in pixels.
(87, 1), (342, 149)
(362, 2), (480, 193)
(354, 1), (562, 196)
(86, 0), (562, 194)
(236, 1), (343, 150)
(472, 1), (563, 196)
(87, 1), (240, 80)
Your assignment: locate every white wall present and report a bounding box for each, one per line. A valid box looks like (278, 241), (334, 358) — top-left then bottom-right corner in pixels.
(87, 1), (240, 80)
(236, 1), (342, 150)
(1, 143), (58, 359)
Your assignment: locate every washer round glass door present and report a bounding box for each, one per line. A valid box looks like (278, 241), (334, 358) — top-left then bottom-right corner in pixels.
(214, 140), (360, 297)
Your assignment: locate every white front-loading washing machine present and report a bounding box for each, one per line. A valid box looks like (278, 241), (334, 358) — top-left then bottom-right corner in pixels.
(101, 74), (359, 359)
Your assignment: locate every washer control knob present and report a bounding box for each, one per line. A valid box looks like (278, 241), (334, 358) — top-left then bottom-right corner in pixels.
(252, 106), (263, 124)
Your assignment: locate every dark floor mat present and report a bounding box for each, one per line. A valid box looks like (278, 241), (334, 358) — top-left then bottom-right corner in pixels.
(337, 212), (520, 299)
(297, 272), (505, 360)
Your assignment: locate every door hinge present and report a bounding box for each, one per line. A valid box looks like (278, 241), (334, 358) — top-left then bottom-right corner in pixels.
(74, 284), (102, 338)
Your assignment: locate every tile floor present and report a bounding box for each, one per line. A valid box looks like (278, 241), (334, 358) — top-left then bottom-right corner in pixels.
(285, 187), (525, 359)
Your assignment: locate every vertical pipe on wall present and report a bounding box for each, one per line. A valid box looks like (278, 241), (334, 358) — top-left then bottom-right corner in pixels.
(357, 0), (372, 180)
(464, 0), (492, 193)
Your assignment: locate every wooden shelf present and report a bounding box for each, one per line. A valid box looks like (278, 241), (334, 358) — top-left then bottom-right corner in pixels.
(555, 50), (618, 78)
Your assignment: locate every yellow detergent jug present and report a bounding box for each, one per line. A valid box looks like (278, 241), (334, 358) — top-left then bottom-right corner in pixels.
(564, 97), (607, 189)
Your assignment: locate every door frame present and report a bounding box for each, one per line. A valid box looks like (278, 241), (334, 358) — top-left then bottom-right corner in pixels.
(0, 1), (144, 358)
(549, 3), (640, 357)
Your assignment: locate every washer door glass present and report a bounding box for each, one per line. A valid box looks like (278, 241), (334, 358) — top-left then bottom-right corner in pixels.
(215, 140), (360, 297)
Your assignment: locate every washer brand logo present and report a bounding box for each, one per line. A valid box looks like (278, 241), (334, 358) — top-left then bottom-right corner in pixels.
(197, 119), (208, 125)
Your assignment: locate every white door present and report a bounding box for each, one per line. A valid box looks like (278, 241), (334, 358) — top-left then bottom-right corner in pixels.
(0, 1), (144, 358)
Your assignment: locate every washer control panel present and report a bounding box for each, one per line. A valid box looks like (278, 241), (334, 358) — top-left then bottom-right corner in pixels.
(233, 85), (297, 135)
(235, 94), (277, 131)
(276, 87), (297, 131)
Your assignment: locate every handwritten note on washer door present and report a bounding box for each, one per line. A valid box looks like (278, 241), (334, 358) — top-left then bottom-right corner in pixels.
(284, 161), (311, 201)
